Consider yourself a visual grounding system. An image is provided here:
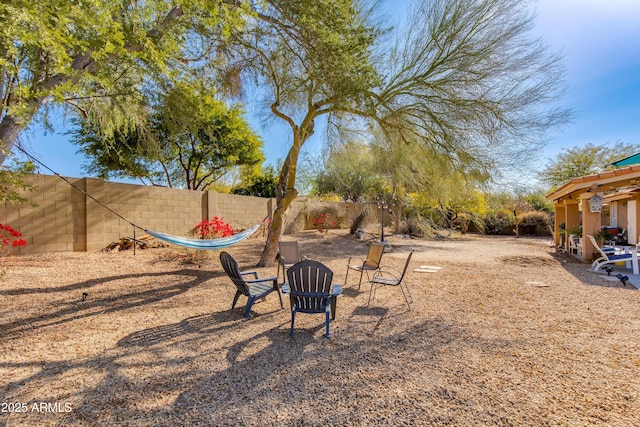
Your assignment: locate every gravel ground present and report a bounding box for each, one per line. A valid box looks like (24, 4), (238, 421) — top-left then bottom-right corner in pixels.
(1, 230), (639, 426)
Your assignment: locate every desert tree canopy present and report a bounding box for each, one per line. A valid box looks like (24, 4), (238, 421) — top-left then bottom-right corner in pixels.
(0, 0), (250, 163)
(71, 80), (264, 190)
(228, 0), (570, 265)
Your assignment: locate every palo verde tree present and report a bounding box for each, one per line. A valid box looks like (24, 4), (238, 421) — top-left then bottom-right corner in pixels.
(71, 80), (264, 189)
(314, 141), (388, 202)
(233, 0), (569, 266)
(228, 0), (381, 266)
(0, 0), (250, 165)
(365, 0), (570, 185)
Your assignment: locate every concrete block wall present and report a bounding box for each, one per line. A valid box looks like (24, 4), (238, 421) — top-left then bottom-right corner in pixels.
(206, 192), (274, 230)
(2, 174), (380, 255)
(292, 198), (390, 232)
(2, 174), (85, 253)
(2, 174), (272, 254)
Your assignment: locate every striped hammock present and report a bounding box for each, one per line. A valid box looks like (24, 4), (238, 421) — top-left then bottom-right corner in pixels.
(145, 221), (263, 250)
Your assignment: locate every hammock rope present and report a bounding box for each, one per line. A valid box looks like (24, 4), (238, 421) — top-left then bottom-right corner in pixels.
(15, 144), (266, 250)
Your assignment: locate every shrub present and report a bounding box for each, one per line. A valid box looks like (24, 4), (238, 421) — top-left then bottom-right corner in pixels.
(398, 215), (433, 238)
(517, 211), (552, 236)
(193, 217), (235, 239)
(307, 202), (340, 232)
(1, 224), (27, 254)
(483, 212), (514, 235)
(1, 223), (27, 278)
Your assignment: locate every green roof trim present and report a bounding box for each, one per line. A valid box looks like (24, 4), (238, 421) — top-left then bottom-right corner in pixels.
(610, 152), (640, 167)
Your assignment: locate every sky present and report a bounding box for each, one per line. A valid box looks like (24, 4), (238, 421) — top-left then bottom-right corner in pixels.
(15, 0), (640, 188)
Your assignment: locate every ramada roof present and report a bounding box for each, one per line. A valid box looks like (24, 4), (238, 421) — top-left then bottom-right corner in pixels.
(547, 164), (640, 202)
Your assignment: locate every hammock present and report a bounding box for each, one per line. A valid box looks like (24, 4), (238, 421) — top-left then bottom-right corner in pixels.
(14, 146), (267, 252)
(145, 221), (263, 250)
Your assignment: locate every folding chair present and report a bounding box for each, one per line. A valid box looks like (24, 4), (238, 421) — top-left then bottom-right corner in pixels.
(277, 241), (304, 284)
(368, 251), (414, 309)
(345, 242), (386, 289)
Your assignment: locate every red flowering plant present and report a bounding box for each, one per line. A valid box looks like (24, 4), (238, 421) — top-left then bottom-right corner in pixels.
(313, 213), (337, 234)
(193, 216), (235, 239)
(313, 213), (327, 233)
(1, 223), (27, 256)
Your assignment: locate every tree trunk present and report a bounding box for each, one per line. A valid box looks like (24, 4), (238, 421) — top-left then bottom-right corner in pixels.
(257, 130), (306, 267)
(259, 186), (298, 267)
(0, 114), (30, 164)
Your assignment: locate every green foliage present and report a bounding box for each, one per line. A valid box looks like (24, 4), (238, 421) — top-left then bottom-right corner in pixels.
(0, 0), (249, 163)
(523, 190), (553, 212)
(0, 153), (36, 205)
(72, 81), (264, 189)
(313, 141), (388, 202)
(594, 229), (613, 246)
(366, 0), (570, 184)
(232, 166), (278, 198)
(398, 214), (434, 238)
(539, 141), (640, 190)
(482, 212), (515, 235)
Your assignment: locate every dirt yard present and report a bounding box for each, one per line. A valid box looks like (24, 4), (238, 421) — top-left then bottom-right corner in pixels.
(1, 230), (639, 426)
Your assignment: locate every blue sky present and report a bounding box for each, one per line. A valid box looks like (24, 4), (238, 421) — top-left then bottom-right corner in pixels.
(16, 0), (640, 187)
(533, 0), (640, 165)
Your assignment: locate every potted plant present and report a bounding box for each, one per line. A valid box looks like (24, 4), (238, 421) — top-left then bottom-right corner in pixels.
(557, 228), (567, 250)
(595, 230), (611, 245)
(567, 225), (582, 237)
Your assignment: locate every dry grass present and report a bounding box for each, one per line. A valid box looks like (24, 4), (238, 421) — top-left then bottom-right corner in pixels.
(1, 230), (639, 426)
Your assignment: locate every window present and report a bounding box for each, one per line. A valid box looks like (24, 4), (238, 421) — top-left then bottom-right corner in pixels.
(611, 203), (617, 227)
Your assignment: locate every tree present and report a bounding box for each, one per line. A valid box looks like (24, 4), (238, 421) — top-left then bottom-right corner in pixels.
(228, 0), (569, 266)
(228, 0), (380, 266)
(0, 0), (248, 164)
(314, 141), (387, 202)
(367, 0), (570, 179)
(538, 141), (640, 190)
(0, 153), (36, 205)
(72, 81), (264, 189)
(232, 165), (279, 198)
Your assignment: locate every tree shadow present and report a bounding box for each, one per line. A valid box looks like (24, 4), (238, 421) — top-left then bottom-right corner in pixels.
(2, 306), (524, 425)
(0, 268), (221, 336)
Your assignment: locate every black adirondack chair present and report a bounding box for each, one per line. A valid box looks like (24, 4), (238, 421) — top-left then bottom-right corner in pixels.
(220, 251), (283, 318)
(282, 260), (342, 338)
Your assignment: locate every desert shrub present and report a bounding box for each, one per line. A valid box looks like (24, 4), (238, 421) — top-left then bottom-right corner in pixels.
(517, 211), (552, 236)
(192, 216), (235, 238)
(308, 204), (340, 231)
(398, 215), (434, 238)
(483, 212), (514, 235)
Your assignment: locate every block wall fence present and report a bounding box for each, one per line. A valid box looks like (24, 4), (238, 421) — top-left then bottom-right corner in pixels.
(2, 174), (387, 255)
